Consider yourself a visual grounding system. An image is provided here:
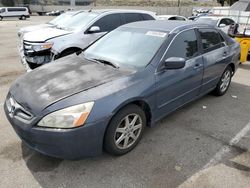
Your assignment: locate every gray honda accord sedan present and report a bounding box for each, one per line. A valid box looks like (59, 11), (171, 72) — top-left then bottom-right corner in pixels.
(4, 21), (240, 159)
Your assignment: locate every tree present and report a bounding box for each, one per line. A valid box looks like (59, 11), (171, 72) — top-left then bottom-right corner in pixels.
(1, 0), (15, 6)
(217, 0), (238, 6)
(228, 0), (239, 6)
(23, 0), (31, 4)
(218, 0), (225, 6)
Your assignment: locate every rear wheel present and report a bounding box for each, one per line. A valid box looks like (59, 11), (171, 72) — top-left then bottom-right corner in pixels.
(0, 16), (2, 21)
(104, 104), (146, 155)
(213, 66), (232, 96)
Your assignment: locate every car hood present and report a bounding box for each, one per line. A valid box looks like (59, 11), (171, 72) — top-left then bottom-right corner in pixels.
(10, 55), (134, 114)
(23, 27), (72, 42)
(19, 24), (53, 35)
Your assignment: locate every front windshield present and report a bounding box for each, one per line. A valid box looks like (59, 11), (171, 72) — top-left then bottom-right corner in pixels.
(55, 12), (98, 30)
(0, 8), (5, 13)
(84, 27), (167, 68)
(48, 12), (74, 25)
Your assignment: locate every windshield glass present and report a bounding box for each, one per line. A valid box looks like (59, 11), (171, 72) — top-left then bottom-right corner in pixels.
(0, 8), (5, 13)
(84, 27), (167, 68)
(48, 12), (74, 25)
(55, 12), (98, 30)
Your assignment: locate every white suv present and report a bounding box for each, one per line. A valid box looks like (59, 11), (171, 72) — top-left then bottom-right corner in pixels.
(20, 9), (156, 70)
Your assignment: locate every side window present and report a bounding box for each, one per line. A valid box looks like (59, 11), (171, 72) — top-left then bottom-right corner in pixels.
(123, 13), (143, 24)
(142, 14), (155, 20)
(175, 17), (186, 21)
(165, 29), (198, 59)
(168, 17), (177, 20)
(220, 18), (234, 26)
(198, 29), (221, 53)
(92, 14), (122, 32)
(228, 19), (235, 25)
(7, 8), (26, 12)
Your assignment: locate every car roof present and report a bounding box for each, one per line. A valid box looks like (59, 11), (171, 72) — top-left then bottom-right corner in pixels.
(158, 15), (185, 18)
(85, 9), (156, 15)
(65, 9), (156, 17)
(197, 16), (233, 20)
(121, 20), (211, 32)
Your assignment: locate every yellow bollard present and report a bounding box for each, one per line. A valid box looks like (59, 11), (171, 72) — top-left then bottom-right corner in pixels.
(235, 37), (250, 63)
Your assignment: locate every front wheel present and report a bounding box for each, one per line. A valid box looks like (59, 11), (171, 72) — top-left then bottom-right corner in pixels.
(0, 16), (2, 21)
(104, 104), (146, 155)
(213, 66), (232, 96)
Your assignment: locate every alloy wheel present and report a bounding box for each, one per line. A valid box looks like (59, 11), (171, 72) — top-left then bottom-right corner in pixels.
(220, 70), (231, 93)
(114, 113), (142, 150)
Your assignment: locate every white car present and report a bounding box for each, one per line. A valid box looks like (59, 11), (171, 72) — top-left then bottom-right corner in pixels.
(0, 7), (30, 21)
(20, 9), (156, 70)
(195, 16), (235, 33)
(157, 15), (188, 21)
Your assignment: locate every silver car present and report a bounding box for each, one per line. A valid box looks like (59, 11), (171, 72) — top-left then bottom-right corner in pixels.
(195, 16), (235, 33)
(19, 9), (156, 70)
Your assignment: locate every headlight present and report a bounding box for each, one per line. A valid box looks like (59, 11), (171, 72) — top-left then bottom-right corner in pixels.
(32, 42), (53, 52)
(37, 102), (94, 129)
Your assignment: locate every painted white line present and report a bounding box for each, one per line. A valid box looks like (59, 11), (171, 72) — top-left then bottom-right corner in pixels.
(203, 122), (250, 169)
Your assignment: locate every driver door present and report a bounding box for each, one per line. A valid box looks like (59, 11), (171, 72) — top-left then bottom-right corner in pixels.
(82, 13), (123, 48)
(154, 29), (204, 120)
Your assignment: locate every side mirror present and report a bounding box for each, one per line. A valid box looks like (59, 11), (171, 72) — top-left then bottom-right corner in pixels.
(164, 57), (186, 69)
(88, 26), (100, 33)
(219, 23), (226, 28)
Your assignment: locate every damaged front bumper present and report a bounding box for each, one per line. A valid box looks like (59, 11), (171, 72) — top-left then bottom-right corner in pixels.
(18, 40), (55, 71)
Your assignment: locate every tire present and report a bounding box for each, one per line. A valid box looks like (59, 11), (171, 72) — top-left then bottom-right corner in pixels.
(213, 66), (232, 96)
(104, 104), (146, 155)
(0, 16), (2, 21)
(20, 15), (26, 20)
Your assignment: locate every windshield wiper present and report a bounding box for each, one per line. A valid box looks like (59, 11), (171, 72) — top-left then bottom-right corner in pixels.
(93, 58), (119, 69)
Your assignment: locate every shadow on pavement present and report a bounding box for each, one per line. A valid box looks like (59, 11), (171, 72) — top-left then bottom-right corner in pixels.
(21, 82), (250, 188)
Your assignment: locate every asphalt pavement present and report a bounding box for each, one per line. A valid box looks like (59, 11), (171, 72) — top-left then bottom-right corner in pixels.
(0, 16), (250, 188)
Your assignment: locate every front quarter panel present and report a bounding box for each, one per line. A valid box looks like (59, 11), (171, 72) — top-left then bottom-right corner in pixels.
(43, 65), (156, 127)
(50, 31), (105, 55)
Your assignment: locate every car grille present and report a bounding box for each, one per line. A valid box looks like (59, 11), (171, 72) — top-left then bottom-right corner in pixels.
(6, 96), (34, 122)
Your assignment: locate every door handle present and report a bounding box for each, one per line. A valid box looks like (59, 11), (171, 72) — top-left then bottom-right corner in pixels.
(193, 63), (203, 70)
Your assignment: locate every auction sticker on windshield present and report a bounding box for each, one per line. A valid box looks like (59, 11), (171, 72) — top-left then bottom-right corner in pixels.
(146, 31), (167, 38)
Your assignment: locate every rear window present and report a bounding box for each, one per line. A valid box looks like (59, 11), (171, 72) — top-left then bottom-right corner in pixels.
(7, 8), (26, 12)
(198, 29), (222, 52)
(142, 14), (155, 20)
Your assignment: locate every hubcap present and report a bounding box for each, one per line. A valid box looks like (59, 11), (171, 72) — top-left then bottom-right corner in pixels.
(114, 113), (142, 150)
(220, 70), (231, 93)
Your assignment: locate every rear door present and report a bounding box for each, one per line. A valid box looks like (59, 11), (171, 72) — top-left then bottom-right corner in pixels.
(198, 28), (228, 93)
(155, 29), (204, 119)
